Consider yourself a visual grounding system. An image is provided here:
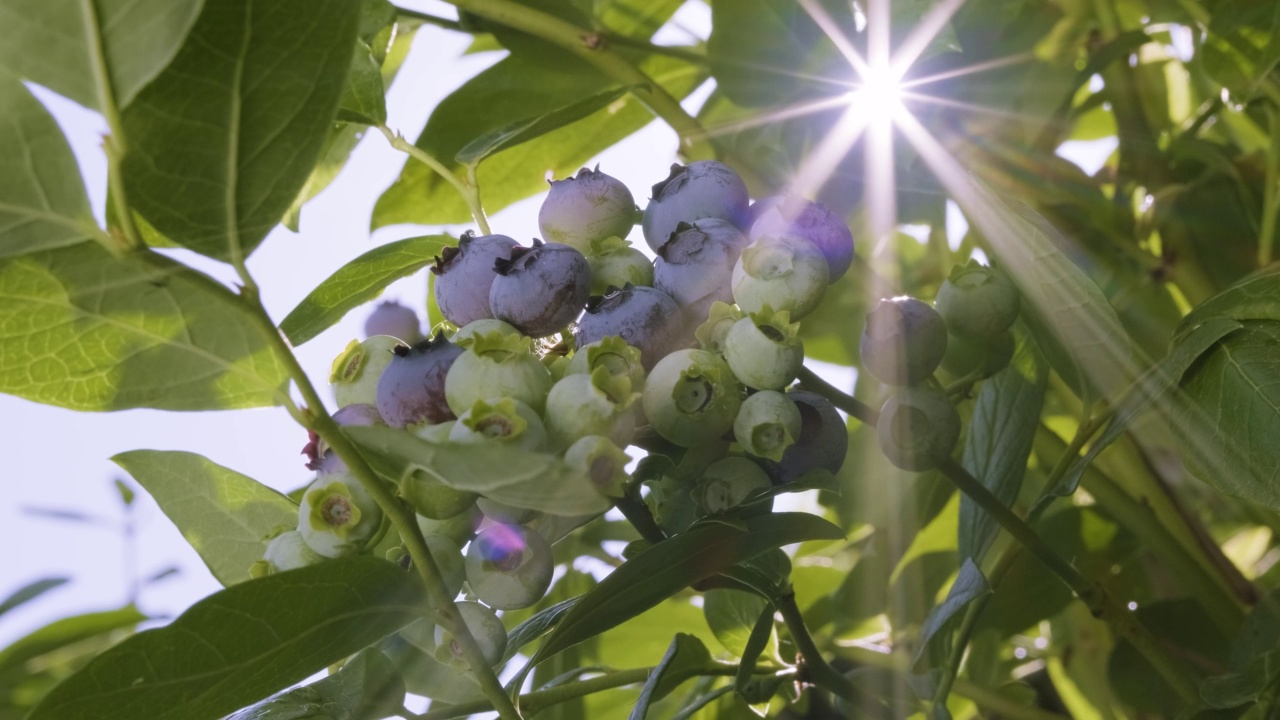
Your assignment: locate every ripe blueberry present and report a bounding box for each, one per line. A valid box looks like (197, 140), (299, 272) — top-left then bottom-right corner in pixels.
(749, 196), (855, 281)
(539, 166), (637, 251)
(363, 300), (423, 343)
(859, 296), (948, 386)
(375, 332), (463, 428)
(432, 233), (519, 327)
(654, 219), (747, 325)
(489, 240), (591, 338)
(576, 284), (686, 371)
(641, 160), (750, 253)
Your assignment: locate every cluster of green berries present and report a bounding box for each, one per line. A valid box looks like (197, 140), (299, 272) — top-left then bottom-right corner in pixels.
(861, 261), (1021, 470)
(246, 160), (1042, 693)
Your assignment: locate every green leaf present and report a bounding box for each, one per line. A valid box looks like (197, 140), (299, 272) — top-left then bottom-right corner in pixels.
(502, 597), (580, 664)
(226, 648), (405, 720)
(959, 331), (1047, 562)
(0, 77), (98, 259)
(456, 86), (634, 166)
(28, 558), (424, 720)
(279, 234), (454, 346)
(336, 41), (387, 126)
(703, 589), (777, 659)
(734, 607), (776, 698)
(1108, 598), (1230, 717)
(373, 53), (704, 227)
(629, 634), (715, 720)
(0, 606), (146, 679)
(1176, 320), (1280, 511)
(707, 0), (852, 107)
(0, 0), (202, 110)
(0, 578), (69, 619)
(967, 178), (1138, 403)
(596, 0), (685, 38)
(112, 450), (298, 586)
(911, 559), (992, 673)
(1041, 316), (1243, 508)
(1181, 264), (1280, 331)
(0, 244), (289, 410)
(343, 425), (611, 516)
(120, 0), (361, 260)
(531, 513), (843, 664)
(1201, 648), (1280, 709)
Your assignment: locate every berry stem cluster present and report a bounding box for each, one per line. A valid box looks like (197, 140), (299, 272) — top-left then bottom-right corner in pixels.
(796, 366), (1200, 707)
(226, 256), (523, 719)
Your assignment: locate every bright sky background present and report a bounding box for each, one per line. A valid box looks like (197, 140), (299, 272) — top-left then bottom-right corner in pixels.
(0, 0), (1118, 655)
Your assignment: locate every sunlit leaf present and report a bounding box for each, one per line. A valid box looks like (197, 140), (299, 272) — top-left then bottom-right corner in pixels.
(0, 244), (288, 410)
(28, 558), (423, 720)
(112, 450), (298, 586)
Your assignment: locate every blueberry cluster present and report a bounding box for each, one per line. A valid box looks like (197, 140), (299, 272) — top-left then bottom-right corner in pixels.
(862, 262), (1021, 470)
(254, 161), (876, 686)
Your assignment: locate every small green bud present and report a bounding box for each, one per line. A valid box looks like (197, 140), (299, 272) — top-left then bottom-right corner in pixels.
(297, 474), (383, 558)
(722, 306), (803, 390)
(566, 335), (647, 391)
(734, 390), (802, 461)
(694, 301), (745, 354)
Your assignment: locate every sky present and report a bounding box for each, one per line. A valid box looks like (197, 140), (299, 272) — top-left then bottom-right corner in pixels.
(0, 0), (1120, 662)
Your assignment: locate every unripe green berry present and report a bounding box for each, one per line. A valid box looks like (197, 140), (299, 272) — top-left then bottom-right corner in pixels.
(417, 508), (481, 546)
(330, 335), (403, 408)
(940, 329), (1015, 379)
(731, 235), (829, 320)
(586, 236), (654, 294)
(693, 301), (744, 354)
(722, 306), (803, 390)
(935, 260), (1020, 339)
(693, 457), (772, 515)
(465, 524), (554, 610)
(647, 474), (698, 536)
(253, 530), (324, 577)
(433, 601), (507, 670)
(404, 426), (478, 519)
(642, 349), (744, 447)
(445, 331), (552, 414)
(544, 367), (639, 449)
(566, 336), (646, 391)
(297, 474), (383, 558)
(564, 435), (631, 498)
(876, 386), (961, 471)
(453, 318), (520, 348)
(449, 397), (547, 451)
(734, 389), (802, 461)
(860, 296), (948, 386)
(476, 498), (539, 525)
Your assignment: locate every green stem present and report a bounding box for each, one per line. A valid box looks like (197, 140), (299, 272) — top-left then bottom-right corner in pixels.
(80, 0), (141, 256)
(407, 665), (767, 719)
(796, 366), (879, 425)
(776, 592), (862, 705)
(377, 124), (491, 235)
(1259, 107), (1280, 266)
(228, 269), (519, 719)
(936, 458), (1198, 705)
(439, 0), (716, 159)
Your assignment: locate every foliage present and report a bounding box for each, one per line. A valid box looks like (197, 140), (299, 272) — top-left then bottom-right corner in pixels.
(4, 0), (1280, 718)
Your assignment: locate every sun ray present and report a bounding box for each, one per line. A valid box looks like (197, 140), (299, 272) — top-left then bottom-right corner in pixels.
(797, 0), (871, 78)
(897, 90), (1049, 123)
(788, 102), (873, 199)
(693, 94), (853, 141)
(899, 53), (1034, 89)
(890, 0), (967, 78)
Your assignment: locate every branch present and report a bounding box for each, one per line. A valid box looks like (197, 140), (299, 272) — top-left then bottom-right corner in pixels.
(377, 124), (491, 235)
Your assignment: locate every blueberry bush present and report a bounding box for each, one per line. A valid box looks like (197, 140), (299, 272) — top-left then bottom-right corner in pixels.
(3, 0), (1280, 718)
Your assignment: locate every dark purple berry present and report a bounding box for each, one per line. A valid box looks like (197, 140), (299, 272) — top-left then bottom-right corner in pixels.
(653, 219), (746, 325)
(860, 297), (948, 386)
(432, 233), (519, 327)
(751, 390), (848, 485)
(641, 161), (749, 254)
(375, 332), (464, 428)
(303, 403), (384, 472)
(749, 196), (855, 281)
(539, 166), (636, 252)
(576, 285), (686, 370)
(489, 240), (591, 338)
(363, 300), (422, 342)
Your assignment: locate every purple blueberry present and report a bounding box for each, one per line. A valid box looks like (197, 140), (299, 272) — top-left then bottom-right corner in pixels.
(860, 296), (948, 386)
(641, 161), (750, 254)
(575, 284), (686, 371)
(304, 403), (385, 473)
(363, 300), (423, 343)
(431, 233), (519, 327)
(749, 196), (855, 281)
(489, 240), (591, 338)
(751, 390), (848, 485)
(539, 166), (637, 252)
(653, 219), (747, 325)
(375, 332), (464, 428)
